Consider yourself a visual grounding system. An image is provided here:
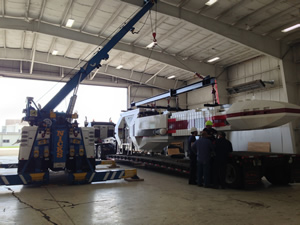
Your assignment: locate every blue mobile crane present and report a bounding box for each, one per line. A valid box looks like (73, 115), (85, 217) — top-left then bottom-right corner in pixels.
(0, 0), (157, 185)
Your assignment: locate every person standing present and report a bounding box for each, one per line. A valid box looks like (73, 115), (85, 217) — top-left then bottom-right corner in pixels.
(188, 127), (198, 185)
(203, 120), (217, 184)
(203, 120), (217, 143)
(192, 130), (214, 187)
(213, 131), (233, 189)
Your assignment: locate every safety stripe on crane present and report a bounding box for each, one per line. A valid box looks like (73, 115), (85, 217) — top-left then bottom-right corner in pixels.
(110, 171), (117, 180)
(0, 174), (28, 185)
(103, 172), (110, 181)
(1, 176), (9, 185)
(88, 172), (96, 183)
(91, 170), (128, 182)
(119, 171), (125, 179)
(19, 175), (27, 184)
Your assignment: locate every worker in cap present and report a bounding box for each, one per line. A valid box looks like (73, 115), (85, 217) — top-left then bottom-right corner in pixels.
(188, 127), (198, 185)
(203, 120), (217, 143)
(192, 129), (214, 187)
(212, 131), (233, 189)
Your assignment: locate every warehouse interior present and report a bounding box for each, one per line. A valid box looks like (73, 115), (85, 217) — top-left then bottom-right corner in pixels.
(1, 0), (300, 153)
(1, 0), (300, 224)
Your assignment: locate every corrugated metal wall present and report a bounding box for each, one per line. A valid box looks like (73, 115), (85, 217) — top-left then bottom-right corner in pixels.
(227, 55), (297, 153)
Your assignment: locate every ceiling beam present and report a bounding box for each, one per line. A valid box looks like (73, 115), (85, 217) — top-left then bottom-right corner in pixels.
(80, 0), (104, 32)
(232, 0), (280, 26)
(250, 3), (300, 33)
(60, 0), (74, 27)
(177, 0), (190, 8)
(145, 64), (167, 83)
(2, 0), (5, 17)
(131, 58), (148, 71)
(143, 62), (160, 73)
(25, 0), (31, 21)
(3, 30), (6, 49)
(47, 37), (57, 62)
(3, 30), (6, 56)
(106, 51), (123, 65)
(162, 29), (199, 52)
(133, 16), (167, 45)
(215, 44), (241, 58)
(30, 33), (38, 74)
(21, 31), (26, 49)
(89, 68), (100, 80)
(215, 0), (247, 20)
(196, 1), (217, 14)
(78, 44), (92, 62)
(0, 69), (132, 88)
(98, 3), (126, 37)
(60, 67), (64, 77)
(263, 18), (300, 37)
(176, 33), (214, 57)
(0, 48), (184, 90)
(122, 55), (138, 65)
(121, 0), (282, 59)
(63, 41), (73, 57)
(225, 53), (261, 67)
(189, 39), (227, 59)
(217, 49), (255, 64)
(20, 61), (23, 73)
(0, 17), (216, 76)
(156, 21), (185, 42)
(37, 0), (47, 28)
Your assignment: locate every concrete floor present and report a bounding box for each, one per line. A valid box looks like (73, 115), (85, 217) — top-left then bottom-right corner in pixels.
(1, 148), (300, 225)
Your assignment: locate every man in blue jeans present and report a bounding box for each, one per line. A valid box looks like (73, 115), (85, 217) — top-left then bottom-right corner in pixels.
(192, 130), (214, 187)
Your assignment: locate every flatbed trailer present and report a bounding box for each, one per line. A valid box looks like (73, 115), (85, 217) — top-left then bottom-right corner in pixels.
(107, 152), (300, 189)
(108, 154), (190, 175)
(227, 151), (300, 188)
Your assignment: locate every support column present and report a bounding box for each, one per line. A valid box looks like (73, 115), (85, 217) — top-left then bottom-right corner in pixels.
(280, 45), (300, 153)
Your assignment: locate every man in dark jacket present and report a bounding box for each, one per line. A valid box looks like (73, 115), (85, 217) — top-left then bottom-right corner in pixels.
(188, 127), (198, 185)
(213, 131), (233, 189)
(192, 130), (214, 187)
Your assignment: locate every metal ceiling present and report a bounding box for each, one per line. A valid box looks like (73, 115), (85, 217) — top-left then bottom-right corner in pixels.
(0, 0), (299, 90)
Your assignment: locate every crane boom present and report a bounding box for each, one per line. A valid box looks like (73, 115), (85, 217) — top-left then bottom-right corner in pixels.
(43, 0), (156, 112)
(1, 0), (158, 186)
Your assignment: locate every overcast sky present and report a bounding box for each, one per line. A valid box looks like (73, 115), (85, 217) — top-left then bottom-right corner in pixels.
(0, 77), (127, 127)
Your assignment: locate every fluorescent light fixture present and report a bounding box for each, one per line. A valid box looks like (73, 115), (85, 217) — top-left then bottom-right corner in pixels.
(167, 75), (175, 79)
(205, 0), (218, 6)
(66, 19), (75, 28)
(146, 42), (157, 49)
(52, 50), (58, 55)
(207, 57), (220, 63)
(116, 65), (123, 69)
(281, 24), (300, 33)
(226, 80), (265, 94)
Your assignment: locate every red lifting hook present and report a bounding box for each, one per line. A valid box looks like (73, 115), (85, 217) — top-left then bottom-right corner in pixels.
(152, 32), (157, 42)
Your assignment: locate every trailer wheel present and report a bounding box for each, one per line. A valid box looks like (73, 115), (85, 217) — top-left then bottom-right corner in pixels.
(225, 163), (242, 188)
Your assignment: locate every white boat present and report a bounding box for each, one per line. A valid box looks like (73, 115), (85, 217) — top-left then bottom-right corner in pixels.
(115, 100), (300, 152)
(225, 100), (300, 130)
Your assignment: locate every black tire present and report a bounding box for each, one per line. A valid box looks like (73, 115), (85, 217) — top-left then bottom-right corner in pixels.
(225, 163), (243, 188)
